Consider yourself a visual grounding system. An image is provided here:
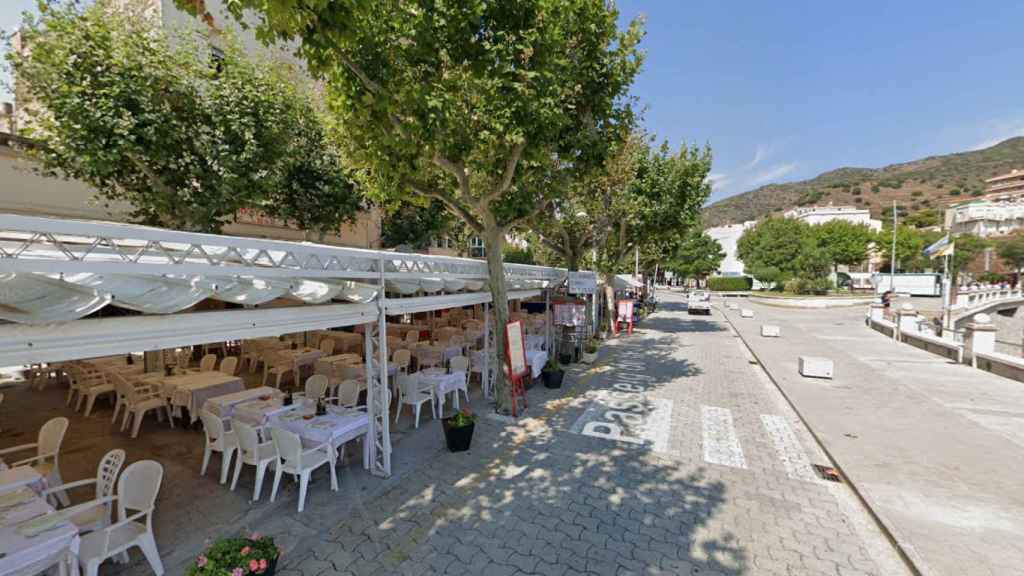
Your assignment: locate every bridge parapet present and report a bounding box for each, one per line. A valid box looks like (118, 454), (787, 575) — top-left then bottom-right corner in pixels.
(953, 286), (1022, 311)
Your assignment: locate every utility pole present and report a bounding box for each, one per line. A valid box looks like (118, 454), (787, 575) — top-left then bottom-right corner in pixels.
(890, 200), (897, 293)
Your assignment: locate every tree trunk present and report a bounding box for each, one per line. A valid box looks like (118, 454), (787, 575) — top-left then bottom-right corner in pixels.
(483, 222), (513, 414)
(602, 272), (617, 335)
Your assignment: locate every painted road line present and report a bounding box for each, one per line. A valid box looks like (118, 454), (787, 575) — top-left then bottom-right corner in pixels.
(569, 389), (674, 453)
(761, 414), (818, 482)
(702, 406), (747, 469)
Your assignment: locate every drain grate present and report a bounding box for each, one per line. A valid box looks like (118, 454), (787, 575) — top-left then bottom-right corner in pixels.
(813, 464), (843, 483)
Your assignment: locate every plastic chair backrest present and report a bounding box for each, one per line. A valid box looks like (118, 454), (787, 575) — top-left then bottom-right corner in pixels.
(199, 410), (226, 446)
(96, 449), (126, 501)
(232, 419), (265, 461)
(176, 348), (191, 368)
(398, 373), (420, 400)
(338, 379), (361, 406)
(38, 417), (69, 459)
(270, 427), (302, 470)
(319, 339), (336, 355)
(304, 374), (329, 400)
(199, 354), (217, 372)
(450, 356), (469, 374)
(404, 330), (419, 343)
(392, 349), (411, 369)
(449, 334), (465, 347)
(219, 356), (238, 375)
(340, 364), (364, 381)
(117, 460), (163, 522)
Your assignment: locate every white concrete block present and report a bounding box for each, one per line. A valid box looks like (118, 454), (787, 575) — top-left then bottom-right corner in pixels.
(798, 356), (833, 379)
(725, 302), (739, 310)
(761, 325), (780, 338)
(740, 309), (754, 318)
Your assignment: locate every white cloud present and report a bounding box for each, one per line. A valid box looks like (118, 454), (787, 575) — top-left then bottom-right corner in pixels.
(707, 172), (731, 191)
(968, 118), (1024, 151)
(743, 144), (772, 171)
(747, 162), (798, 187)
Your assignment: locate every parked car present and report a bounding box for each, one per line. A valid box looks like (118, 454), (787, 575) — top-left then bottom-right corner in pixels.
(687, 290), (711, 315)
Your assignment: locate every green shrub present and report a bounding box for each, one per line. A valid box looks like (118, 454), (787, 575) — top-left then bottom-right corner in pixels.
(707, 276), (753, 291)
(851, 188), (862, 196)
(978, 272), (1008, 284)
(871, 185), (881, 194)
(949, 189), (962, 196)
(970, 189), (984, 197)
(910, 190), (923, 197)
(783, 276), (834, 295)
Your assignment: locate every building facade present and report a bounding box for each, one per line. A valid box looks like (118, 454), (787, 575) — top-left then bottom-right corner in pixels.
(783, 205), (883, 231)
(1, 0), (382, 249)
(945, 169), (1024, 238)
(705, 221), (756, 276)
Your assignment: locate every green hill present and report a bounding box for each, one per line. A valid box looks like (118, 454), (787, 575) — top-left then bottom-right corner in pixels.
(702, 136), (1024, 227)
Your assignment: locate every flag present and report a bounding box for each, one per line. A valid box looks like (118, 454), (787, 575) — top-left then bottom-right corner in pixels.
(924, 235), (952, 258)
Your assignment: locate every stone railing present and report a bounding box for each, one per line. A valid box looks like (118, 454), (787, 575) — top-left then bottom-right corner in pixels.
(867, 302), (1015, 382)
(953, 286), (1023, 311)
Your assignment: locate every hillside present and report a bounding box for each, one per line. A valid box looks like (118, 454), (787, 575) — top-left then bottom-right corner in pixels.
(702, 136), (1024, 227)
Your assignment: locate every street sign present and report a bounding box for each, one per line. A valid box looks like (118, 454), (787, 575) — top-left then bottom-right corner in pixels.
(568, 271), (597, 295)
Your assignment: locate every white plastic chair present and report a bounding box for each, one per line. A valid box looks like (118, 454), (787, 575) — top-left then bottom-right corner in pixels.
(76, 460), (165, 576)
(319, 338), (336, 356)
(269, 427), (337, 513)
(198, 410), (238, 484)
(262, 350), (295, 388)
(392, 349), (411, 375)
(449, 355), (471, 406)
(80, 370), (116, 418)
(330, 379), (363, 409)
(198, 354), (218, 372)
(64, 363), (91, 408)
(292, 374), (329, 404)
(230, 419), (277, 502)
(0, 416), (70, 506)
(45, 449), (126, 534)
(175, 348), (192, 369)
(114, 376), (173, 438)
(219, 356), (239, 376)
(404, 330), (420, 344)
(394, 373), (435, 429)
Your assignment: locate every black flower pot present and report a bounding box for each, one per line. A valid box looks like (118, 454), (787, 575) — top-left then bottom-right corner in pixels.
(442, 419), (474, 452)
(543, 369), (564, 389)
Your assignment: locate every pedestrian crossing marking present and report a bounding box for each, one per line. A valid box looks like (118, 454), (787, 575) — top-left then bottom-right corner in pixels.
(761, 414), (819, 482)
(702, 406), (747, 469)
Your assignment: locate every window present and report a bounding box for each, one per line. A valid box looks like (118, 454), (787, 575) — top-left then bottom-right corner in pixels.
(469, 236), (485, 258)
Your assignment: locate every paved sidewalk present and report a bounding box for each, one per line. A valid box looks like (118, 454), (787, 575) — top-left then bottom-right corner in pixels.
(718, 297), (1024, 576)
(265, 298), (905, 576)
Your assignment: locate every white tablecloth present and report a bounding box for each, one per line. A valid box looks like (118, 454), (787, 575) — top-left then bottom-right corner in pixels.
(278, 347), (325, 373)
(202, 387), (283, 419)
(419, 368), (467, 415)
(526, 334), (546, 351)
(526, 350), (548, 379)
(0, 488), (80, 576)
(142, 371), (245, 423)
(267, 405), (371, 468)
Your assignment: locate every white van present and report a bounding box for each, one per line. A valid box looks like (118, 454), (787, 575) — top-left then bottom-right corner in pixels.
(687, 290), (711, 315)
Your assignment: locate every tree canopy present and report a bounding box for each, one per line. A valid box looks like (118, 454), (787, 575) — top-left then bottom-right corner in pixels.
(10, 0), (362, 234)
(667, 229), (725, 284)
(183, 0), (645, 412)
(997, 233), (1024, 275)
(812, 220), (875, 270)
(736, 217), (809, 285)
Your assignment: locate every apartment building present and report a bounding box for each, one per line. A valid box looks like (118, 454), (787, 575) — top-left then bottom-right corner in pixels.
(944, 169), (1024, 238)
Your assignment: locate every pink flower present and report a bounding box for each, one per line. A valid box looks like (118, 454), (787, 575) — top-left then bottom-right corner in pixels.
(231, 568), (244, 576)
(249, 559), (260, 572)
(240, 546), (252, 556)
(196, 555), (208, 568)
(248, 532), (261, 541)
(258, 559), (268, 573)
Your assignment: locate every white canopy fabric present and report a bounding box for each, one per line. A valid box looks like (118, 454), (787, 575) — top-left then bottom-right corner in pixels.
(613, 274), (643, 291)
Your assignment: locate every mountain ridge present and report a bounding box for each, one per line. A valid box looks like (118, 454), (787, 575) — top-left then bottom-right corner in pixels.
(702, 136), (1024, 227)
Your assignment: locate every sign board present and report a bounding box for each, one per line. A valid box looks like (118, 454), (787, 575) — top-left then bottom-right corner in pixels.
(617, 299), (634, 322)
(505, 320), (529, 378)
(553, 303), (586, 326)
(568, 271), (597, 295)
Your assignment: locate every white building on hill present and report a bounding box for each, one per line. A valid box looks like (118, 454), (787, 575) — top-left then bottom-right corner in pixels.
(706, 221), (756, 276)
(944, 169), (1024, 237)
(783, 205), (883, 231)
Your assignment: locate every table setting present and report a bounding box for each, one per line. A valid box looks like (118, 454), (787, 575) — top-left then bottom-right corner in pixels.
(0, 487), (79, 576)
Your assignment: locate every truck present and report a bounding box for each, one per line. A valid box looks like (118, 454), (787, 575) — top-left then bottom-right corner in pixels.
(871, 273), (942, 297)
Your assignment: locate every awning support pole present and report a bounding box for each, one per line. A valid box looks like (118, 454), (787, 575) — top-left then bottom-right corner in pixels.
(544, 288), (552, 353)
(483, 301), (493, 399)
(366, 253), (391, 477)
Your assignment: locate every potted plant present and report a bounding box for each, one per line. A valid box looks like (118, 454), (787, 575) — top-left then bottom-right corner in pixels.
(441, 408), (477, 452)
(188, 533), (281, 576)
(580, 340), (599, 364)
(542, 358), (564, 388)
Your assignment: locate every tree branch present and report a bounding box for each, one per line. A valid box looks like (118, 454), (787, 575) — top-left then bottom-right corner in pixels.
(408, 180), (484, 234)
(431, 155), (472, 200)
(507, 198), (551, 228)
(483, 140), (526, 204)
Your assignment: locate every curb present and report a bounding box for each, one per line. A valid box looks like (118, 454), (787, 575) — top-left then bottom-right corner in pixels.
(714, 304), (925, 576)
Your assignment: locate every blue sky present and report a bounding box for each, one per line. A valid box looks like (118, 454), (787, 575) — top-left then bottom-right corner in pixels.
(5, 1), (1024, 204)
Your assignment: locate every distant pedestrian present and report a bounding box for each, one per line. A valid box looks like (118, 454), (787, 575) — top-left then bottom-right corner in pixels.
(881, 290), (893, 309)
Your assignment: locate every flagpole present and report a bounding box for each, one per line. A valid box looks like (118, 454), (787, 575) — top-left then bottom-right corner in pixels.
(890, 200), (897, 292)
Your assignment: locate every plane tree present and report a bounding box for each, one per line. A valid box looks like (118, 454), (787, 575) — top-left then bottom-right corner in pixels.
(185, 0), (645, 412)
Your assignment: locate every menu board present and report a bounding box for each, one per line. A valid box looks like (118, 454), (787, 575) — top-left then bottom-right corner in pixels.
(505, 320), (529, 378)
(617, 299), (634, 322)
(553, 303), (586, 326)
(568, 271), (597, 294)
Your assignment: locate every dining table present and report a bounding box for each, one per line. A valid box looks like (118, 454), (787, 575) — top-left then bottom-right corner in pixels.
(140, 371), (245, 424)
(235, 401), (370, 469)
(277, 347), (326, 381)
(0, 461), (43, 495)
(0, 487), (80, 576)
(202, 386), (284, 421)
(418, 368), (468, 415)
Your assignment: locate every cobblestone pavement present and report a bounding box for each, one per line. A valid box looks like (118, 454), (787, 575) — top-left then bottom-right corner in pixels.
(269, 297), (908, 576)
(0, 296), (910, 575)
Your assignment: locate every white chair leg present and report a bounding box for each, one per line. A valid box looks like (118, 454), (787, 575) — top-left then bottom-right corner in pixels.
(254, 462), (269, 501)
(137, 532), (165, 576)
(166, 405), (175, 429)
(111, 401), (121, 424)
(121, 408), (131, 432)
(50, 471), (70, 507)
(269, 465), (283, 503)
(131, 411), (144, 438)
(414, 404), (421, 429)
(84, 394), (98, 417)
(298, 471), (312, 512)
(230, 457), (243, 492)
(394, 403), (402, 424)
(329, 455), (339, 492)
(75, 394), (85, 412)
(219, 447), (235, 484)
(85, 559), (101, 576)
(200, 445), (211, 476)
(65, 388), (74, 406)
